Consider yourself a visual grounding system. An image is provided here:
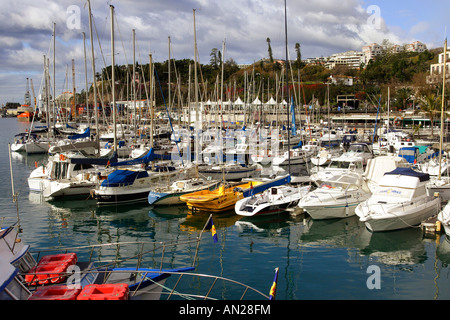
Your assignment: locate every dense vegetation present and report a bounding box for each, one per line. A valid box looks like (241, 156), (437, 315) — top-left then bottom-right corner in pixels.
(75, 44), (443, 115)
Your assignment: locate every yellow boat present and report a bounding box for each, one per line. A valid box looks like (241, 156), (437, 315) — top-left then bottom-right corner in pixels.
(180, 181), (264, 213)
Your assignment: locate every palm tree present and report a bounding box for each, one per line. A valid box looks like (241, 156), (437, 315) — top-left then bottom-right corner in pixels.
(267, 38), (273, 64)
(420, 93), (441, 137)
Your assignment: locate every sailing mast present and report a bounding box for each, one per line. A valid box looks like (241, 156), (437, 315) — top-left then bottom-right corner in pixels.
(87, 0), (99, 154)
(132, 29), (137, 135)
(439, 39), (447, 180)
(110, 5), (117, 152)
(193, 9), (200, 165)
(284, 0), (291, 175)
(82, 32), (89, 125)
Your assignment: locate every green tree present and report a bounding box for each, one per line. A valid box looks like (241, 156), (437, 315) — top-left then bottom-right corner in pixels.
(295, 43), (304, 69)
(420, 93), (441, 137)
(267, 38), (273, 63)
(210, 48), (219, 69)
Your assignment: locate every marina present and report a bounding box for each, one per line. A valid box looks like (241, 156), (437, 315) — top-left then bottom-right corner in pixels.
(3, 114), (450, 301)
(2, 0), (450, 305)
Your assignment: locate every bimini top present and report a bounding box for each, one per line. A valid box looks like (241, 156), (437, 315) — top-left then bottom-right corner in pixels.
(101, 170), (149, 187)
(384, 167), (430, 182)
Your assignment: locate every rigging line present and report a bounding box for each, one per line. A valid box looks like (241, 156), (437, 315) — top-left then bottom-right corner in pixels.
(154, 68), (184, 165)
(114, 13), (130, 67)
(91, 13), (110, 126)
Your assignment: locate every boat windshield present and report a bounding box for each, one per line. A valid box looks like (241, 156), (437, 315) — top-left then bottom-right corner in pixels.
(328, 161), (361, 169)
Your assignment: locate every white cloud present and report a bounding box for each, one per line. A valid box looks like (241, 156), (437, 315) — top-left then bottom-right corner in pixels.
(0, 0), (438, 104)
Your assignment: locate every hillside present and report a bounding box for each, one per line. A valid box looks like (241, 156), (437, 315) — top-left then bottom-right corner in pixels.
(73, 48), (441, 114)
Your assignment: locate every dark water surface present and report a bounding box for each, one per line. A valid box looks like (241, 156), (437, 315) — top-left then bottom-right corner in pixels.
(2, 117), (450, 301)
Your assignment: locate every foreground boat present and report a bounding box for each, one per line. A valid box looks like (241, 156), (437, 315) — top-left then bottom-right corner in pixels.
(355, 168), (441, 232)
(0, 218), (274, 300)
(0, 223), (194, 300)
(298, 172), (372, 220)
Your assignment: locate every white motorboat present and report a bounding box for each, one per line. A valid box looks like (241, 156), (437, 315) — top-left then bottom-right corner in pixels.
(298, 172), (372, 220)
(197, 163), (257, 181)
(438, 202), (450, 236)
(341, 143), (373, 166)
(27, 153), (108, 194)
(272, 148), (311, 166)
(363, 155), (410, 192)
(311, 149), (336, 166)
(427, 176), (450, 201)
(235, 177), (310, 217)
(309, 155), (364, 187)
(355, 167), (441, 232)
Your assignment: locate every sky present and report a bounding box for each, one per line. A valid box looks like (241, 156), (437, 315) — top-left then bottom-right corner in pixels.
(0, 0), (448, 106)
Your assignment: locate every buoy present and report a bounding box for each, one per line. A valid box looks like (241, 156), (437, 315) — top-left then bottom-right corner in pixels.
(436, 220), (442, 232)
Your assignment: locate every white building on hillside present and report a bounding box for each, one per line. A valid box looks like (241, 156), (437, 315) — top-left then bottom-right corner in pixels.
(325, 51), (364, 69)
(406, 41), (427, 53)
(362, 43), (384, 64)
(428, 47), (450, 84)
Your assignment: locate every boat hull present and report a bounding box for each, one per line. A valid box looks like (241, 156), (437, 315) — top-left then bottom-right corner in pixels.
(356, 198), (441, 232)
(236, 200), (299, 217)
(235, 186), (310, 217)
(43, 181), (98, 200)
(301, 202), (359, 220)
(95, 188), (151, 205)
(198, 167), (256, 181)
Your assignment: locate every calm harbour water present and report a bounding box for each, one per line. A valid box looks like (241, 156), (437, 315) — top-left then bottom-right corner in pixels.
(1, 117), (450, 301)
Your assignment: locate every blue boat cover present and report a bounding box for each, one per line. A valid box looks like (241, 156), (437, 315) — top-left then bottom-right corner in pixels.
(70, 151), (118, 166)
(68, 127), (90, 140)
(398, 147), (419, 164)
(384, 167), (430, 182)
(110, 148), (155, 167)
(101, 170), (149, 187)
(243, 175), (291, 197)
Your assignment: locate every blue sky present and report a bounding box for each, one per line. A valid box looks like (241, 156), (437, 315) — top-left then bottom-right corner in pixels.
(363, 0), (447, 45)
(0, 0), (447, 106)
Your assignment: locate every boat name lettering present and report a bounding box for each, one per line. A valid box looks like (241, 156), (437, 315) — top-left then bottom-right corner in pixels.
(379, 188), (401, 195)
